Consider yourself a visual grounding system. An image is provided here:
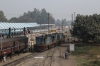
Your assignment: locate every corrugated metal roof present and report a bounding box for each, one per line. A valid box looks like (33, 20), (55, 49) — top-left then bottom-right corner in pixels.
(0, 22), (55, 31)
(0, 22), (39, 29)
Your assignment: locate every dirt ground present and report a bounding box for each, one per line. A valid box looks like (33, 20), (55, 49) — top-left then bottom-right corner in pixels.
(20, 44), (77, 66)
(59, 44), (77, 66)
(1, 43), (77, 66)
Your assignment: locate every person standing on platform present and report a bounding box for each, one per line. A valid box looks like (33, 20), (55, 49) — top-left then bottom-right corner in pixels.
(3, 52), (6, 62)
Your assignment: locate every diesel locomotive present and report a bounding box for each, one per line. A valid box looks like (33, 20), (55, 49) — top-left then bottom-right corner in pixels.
(34, 33), (65, 51)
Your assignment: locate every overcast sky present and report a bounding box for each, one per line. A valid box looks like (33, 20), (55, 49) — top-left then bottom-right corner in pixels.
(0, 0), (100, 20)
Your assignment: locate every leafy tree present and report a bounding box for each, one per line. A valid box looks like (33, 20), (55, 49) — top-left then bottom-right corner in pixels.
(0, 11), (7, 22)
(62, 19), (67, 26)
(55, 19), (61, 26)
(9, 17), (18, 22)
(9, 8), (55, 24)
(55, 18), (69, 26)
(71, 14), (100, 43)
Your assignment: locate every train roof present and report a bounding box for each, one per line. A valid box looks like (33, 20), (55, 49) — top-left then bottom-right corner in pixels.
(0, 36), (28, 43)
(52, 33), (63, 35)
(36, 34), (52, 38)
(36, 35), (45, 38)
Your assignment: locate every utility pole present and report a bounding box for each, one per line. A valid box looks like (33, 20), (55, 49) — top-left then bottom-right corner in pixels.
(0, 34), (2, 50)
(0, 34), (2, 60)
(48, 13), (50, 33)
(74, 12), (76, 22)
(72, 14), (73, 23)
(71, 14), (73, 42)
(74, 12), (76, 41)
(71, 14), (73, 29)
(40, 23), (41, 34)
(62, 20), (63, 33)
(71, 14), (74, 29)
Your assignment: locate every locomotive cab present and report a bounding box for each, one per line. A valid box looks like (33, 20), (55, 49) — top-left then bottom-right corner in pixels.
(34, 35), (46, 51)
(36, 36), (45, 45)
(56, 33), (65, 45)
(34, 34), (53, 51)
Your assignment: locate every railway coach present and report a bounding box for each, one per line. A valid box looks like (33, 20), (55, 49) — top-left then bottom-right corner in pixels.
(0, 36), (28, 59)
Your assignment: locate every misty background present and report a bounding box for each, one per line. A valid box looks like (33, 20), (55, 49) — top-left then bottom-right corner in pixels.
(0, 0), (100, 26)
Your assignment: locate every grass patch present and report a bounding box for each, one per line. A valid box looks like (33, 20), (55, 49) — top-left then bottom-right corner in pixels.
(82, 60), (100, 66)
(71, 45), (100, 66)
(71, 46), (91, 55)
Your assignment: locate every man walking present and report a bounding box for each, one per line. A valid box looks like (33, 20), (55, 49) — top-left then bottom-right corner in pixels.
(65, 51), (69, 59)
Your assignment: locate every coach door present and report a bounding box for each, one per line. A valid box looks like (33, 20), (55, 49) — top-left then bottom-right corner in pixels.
(15, 41), (19, 52)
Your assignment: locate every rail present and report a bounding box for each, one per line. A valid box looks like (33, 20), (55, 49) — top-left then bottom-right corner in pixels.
(3, 53), (37, 66)
(29, 48), (55, 66)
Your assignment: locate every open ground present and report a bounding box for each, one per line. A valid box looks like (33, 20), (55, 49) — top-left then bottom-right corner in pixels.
(1, 43), (77, 66)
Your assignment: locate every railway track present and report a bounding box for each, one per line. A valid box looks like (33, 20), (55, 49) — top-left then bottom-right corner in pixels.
(30, 48), (55, 66)
(42, 48), (55, 66)
(3, 53), (38, 66)
(5, 47), (58, 66)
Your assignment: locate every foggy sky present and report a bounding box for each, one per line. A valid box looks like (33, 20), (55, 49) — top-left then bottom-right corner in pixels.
(0, 0), (100, 20)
